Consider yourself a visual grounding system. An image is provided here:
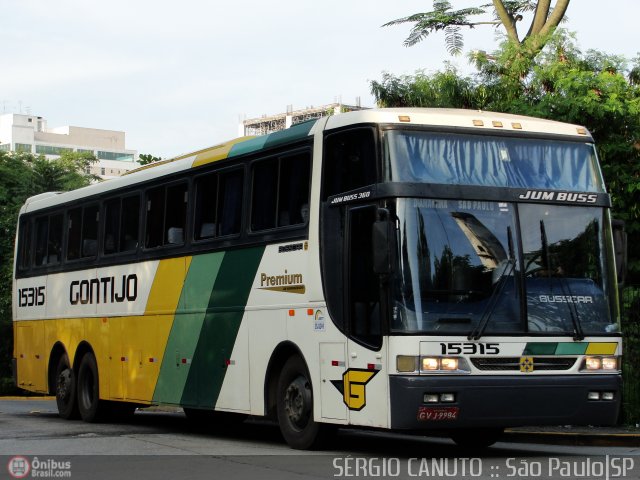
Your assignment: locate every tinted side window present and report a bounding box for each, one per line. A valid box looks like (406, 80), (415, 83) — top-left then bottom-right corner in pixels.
(251, 151), (311, 232)
(67, 208), (82, 260)
(34, 217), (48, 266)
(218, 169), (243, 236)
(81, 206), (99, 258)
(323, 128), (377, 199)
(103, 198), (120, 255)
(165, 183), (187, 245)
(18, 218), (32, 271)
(145, 183), (187, 248)
(145, 186), (165, 248)
(278, 153), (310, 227)
(47, 214), (63, 264)
(194, 169), (243, 240)
(251, 158), (278, 231)
(120, 196), (139, 252)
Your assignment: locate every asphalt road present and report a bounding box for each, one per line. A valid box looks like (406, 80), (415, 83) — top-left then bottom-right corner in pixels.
(0, 399), (638, 480)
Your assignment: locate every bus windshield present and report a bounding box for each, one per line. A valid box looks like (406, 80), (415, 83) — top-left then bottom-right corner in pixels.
(392, 198), (619, 336)
(384, 130), (605, 192)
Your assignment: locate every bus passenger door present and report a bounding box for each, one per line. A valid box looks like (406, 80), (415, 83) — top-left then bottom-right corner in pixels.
(344, 205), (389, 428)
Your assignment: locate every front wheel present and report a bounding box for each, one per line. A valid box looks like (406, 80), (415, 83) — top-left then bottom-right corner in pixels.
(76, 352), (106, 422)
(276, 355), (333, 450)
(54, 354), (78, 420)
(450, 427), (504, 449)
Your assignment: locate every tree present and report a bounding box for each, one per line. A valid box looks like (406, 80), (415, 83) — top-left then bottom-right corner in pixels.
(0, 151), (96, 392)
(370, 33), (640, 281)
(138, 153), (162, 166)
(385, 0), (570, 60)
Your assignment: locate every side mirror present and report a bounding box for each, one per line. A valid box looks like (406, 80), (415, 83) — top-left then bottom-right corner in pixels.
(612, 219), (627, 286)
(372, 209), (395, 275)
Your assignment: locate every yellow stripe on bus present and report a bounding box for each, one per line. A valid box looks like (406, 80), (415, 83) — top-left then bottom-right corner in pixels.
(585, 342), (618, 355)
(191, 137), (254, 168)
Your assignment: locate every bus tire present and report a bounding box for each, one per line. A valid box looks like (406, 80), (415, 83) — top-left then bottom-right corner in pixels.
(450, 427), (504, 449)
(276, 355), (332, 450)
(76, 352), (105, 423)
(54, 354), (78, 420)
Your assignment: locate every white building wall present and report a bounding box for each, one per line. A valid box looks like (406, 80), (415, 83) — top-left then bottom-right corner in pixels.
(0, 113), (138, 179)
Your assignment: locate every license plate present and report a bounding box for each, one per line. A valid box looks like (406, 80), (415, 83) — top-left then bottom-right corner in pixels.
(417, 406), (459, 422)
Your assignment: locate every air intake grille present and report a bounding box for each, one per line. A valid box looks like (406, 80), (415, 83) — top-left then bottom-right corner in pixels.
(471, 357), (577, 371)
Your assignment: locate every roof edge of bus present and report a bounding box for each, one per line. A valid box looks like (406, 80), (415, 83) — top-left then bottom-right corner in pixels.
(324, 108), (593, 139)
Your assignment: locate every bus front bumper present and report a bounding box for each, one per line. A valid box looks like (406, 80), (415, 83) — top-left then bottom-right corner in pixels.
(389, 374), (621, 430)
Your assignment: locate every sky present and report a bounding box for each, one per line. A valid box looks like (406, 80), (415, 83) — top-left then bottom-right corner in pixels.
(1, 0), (639, 158)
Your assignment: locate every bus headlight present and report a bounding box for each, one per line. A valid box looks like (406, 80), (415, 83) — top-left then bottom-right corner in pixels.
(440, 358), (459, 370)
(422, 357), (440, 371)
(582, 356), (619, 371)
(396, 356), (470, 374)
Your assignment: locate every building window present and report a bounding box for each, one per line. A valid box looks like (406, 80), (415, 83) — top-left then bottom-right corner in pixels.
(77, 149), (94, 154)
(35, 145), (73, 155)
(0, 144), (10, 151)
(15, 143), (32, 153)
(97, 151), (134, 161)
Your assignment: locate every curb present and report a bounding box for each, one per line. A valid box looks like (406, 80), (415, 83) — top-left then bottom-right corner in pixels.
(503, 429), (640, 447)
(0, 396), (55, 401)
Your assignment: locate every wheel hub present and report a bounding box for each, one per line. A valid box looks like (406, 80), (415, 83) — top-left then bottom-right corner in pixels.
(57, 369), (72, 402)
(284, 376), (311, 429)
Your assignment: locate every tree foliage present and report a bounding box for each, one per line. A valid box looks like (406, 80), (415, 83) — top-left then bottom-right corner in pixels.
(138, 153), (162, 166)
(385, 0), (569, 58)
(0, 151), (96, 384)
(371, 32), (640, 280)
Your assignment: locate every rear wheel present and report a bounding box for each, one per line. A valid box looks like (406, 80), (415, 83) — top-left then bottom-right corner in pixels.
(76, 352), (106, 422)
(276, 355), (333, 450)
(54, 355), (78, 420)
(450, 427), (504, 449)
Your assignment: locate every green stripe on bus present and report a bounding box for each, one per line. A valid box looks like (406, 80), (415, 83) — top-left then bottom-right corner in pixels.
(181, 246), (265, 408)
(152, 252), (224, 404)
(522, 342), (558, 355)
(554, 342), (589, 355)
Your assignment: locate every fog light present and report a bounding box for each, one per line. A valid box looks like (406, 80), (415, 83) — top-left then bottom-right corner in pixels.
(585, 357), (602, 370)
(422, 357), (440, 371)
(424, 394), (439, 403)
(397, 355), (418, 373)
(587, 391), (601, 401)
(441, 358), (459, 370)
(602, 392), (615, 401)
(440, 393), (455, 403)
(601, 357), (618, 370)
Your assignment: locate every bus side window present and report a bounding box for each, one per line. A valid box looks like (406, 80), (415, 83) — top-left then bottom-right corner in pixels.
(218, 169), (243, 236)
(103, 198), (120, 255)
(47, 214), (63, 264)
(81, 205), (99, 258)
(67, 208), (82, 260)
(34, 217), (48, 266)
(145, 186), (165, 248)
(165, 183), (188, 245)
(120, 195), (140, 252)
(278, 152), (311, 227)
(323, 128), (377, 199)
(18, 218), (32, 271)
(194, 173), (219, 240)
(251, 158), (278, 231)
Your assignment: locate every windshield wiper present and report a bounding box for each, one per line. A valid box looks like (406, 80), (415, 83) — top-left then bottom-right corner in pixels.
(468, 227), (515, 341)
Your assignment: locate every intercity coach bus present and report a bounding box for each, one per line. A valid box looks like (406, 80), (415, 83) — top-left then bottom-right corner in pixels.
(12, 109), (625, 449)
